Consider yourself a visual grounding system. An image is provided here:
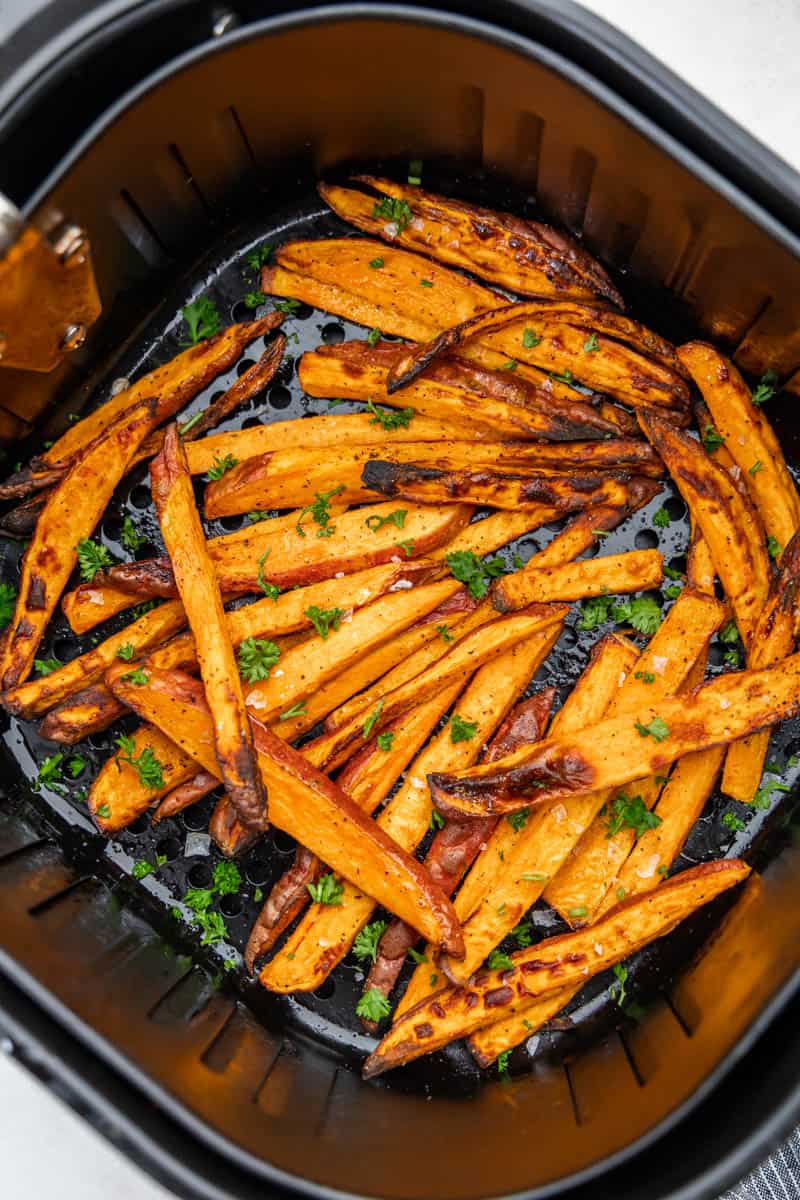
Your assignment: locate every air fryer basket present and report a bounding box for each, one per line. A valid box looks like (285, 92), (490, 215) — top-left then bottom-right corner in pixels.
(2, 4), (800, 1199)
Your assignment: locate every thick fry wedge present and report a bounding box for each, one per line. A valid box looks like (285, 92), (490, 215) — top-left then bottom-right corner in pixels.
(38, 316), (279, 471)
(307, 603), (568, 773)
(361, 459), (638, 513)
(0, 399), (158, 690)
(62, 502), (470, 630)
(488, 549), (663, 611)
(109, 667), (464, 953)
(639, 411), (770, 648)
(261, 629), (560, 993)
(244, 579), (460, 724)
(299, 342), (631, 442)
(364, 859), (749, 1076)
(678, 342), (800, 550)
(362, 689), (556, 1022)
(320, 179), (623, 306)
(429, 644), (800, 818)
(1, 599), (185, 719)
(151, 425), (267, 832)
(90, 724), (197, 831)
(722, 527), (800, 801)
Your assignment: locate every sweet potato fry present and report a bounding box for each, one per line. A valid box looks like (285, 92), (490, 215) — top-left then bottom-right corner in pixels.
(429, 643), (800, 819)
(61, 502), (470, 631)
(1, 598), (185, 719)
(39, 683), (126, 744)
(722, 527), (800, 801)
(261, 628), (561, 993)
(362, 689), (556, 1022)
(320, 178), (623, 306)
(364, 859), (750, 1077)
(244, 579), (460, 724)
(90, 724), (197, 832)
(306, 603), (568, 773)
(152, 770), (219, 823)
(151, 425), (267, 832)
(0, 399), (158, 690)
(639, 411), (770, 648)
(299, 341), (632, 442)
(0, 493), (49, 538)
(488, 549), (663, 611)
(678, 342), (800, 551)
(360, 459), (639, 514)
(109, 666), (463, 953)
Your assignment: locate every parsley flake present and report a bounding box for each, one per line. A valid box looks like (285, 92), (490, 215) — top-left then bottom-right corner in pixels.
(702, 424), (725, 453)
(76, 538), (113, 582)
(634, 716), (670, 742)
(583, 333), (599, 353)
(506, 808), (529, 832)
(652, 507), (670, 529)
(238, 637), (281, 682)
(296, 484), (344, 538)
(446, 549), (505, 599)
(372, 197), (412, 231)
(450, 713), (478, 743)
(356, 987), (391, 1023)
(365, 398), (415, 429)
(522, 328), (541, 348)
(376, 731), (395, 752)
(279, 700), (306, 721)
(34, 658), (60, 676)
(605, 793), (662, 838)
(305, 605), (343, 640)
(117, 643), (135, 661)
(0, 583), (16, 630)
(365, 508), (407, 532)
(307, 873), (343, 905)
(363, 699), (384, 739)
(121, 516), (146, 554)
(115, 734), (165, 790)
(487, 950), (514, 971)
(353, 920), (388, 964)
(181, 296), (221, 345)
(751, 368), (779, 406)
(207, 453), (239, 481)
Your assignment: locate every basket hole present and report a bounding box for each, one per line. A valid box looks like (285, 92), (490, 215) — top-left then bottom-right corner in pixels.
(293, 302), (313, 321)
(231, 300), (251, 322)
(188, 863), (212, 888)
(130, 485), (151, 511)
(52, 638), (75, 661)
(242, 417), (262, 429)
(708, 643), (725, 667)
(313, 977), (335, 1000)
(669, 555), (688, 576)
(634, 529), (659, 550)
(220, 894), (242, 917)
(156, 836), (181, 862)
(272, 830), (295, 854)
(103, 516), (123, 541)
(245, 857), (272, 885)
(582, 540), (600, 558)
(559, 627), (577, 648)
(218, 515), (245, 533)
(321, 322), (345, 345)
(182, 805), (213, 831)
(237, 358), (256, 377)
(665, 496), (687, 521)
(128, 815), (149, 835)
(269, 386), (292, 410)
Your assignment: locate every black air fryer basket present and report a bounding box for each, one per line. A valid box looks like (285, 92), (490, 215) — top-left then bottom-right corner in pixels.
(1, 4), (800, 1199)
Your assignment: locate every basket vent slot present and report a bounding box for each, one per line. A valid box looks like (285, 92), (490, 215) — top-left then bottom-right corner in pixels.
(562, 1060), (582, 1127)
(27, 874), (95, 916)
(168, 143), (216, 222)
(114, 188), (173, 265)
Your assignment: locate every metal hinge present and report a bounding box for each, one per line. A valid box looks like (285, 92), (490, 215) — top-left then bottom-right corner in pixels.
(0, 193), (102, 373)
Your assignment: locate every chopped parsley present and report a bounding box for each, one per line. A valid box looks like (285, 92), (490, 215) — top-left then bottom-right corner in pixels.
(506, 808), (529, 832)
(372, 196), (412, 232)
(497, 1050), (511, 1080)
(279, 700), (306, 721)
(407, 947), (427, 965)
(719, 620), (739, 644)
(583, 333), (599, 353)
(568, 906), (588, 918)
(702, 424), (725, 453)
(117, 643), (135, 661)
(363, 699), (384, 738)
(96, 804), (111, 819)
(396, 539), (415, 557)
(664, 584), (682, 601)
(419, 279), (433, 288)
(430, 809), (445, 832)
(751, 368), (779, 406)
(652, 507), (671, 529)
(238, 637), (281, 682)
(76, 538), (113, 582)
(577, 595), (612, 631)
(436, 624), (453, 643)
(612, 596), (662, 636)
(132, 860), (154, 880)
(501, 359), (518, 371)
(550, 368), (574, 384)
(767, 535), (782, 560)
(121, 516), (147, 554)
(609, 963), (628, 1006)
(634, 671), (656, 684)
(305, 605), (343, 640)
(213, 861), (241, 895)
(244, 290), (265, 309)
(246, 242), (272, 271)
(365, 397), (415, 429)
(307, 873), (343, 906)
(369, 257), (384, 269)
(181, 296), (221, 345)
(353, 919), (388, 964)
(356, 987), (392, 1022)
(177, 410), (204, 436)
(365, 508), (407, 532)
(272, 297), (302, 315)
(296, 484), (344, 538)
(366, 328), (381, 347)
(749, 460), (763, 477)
(35, 752), (64, 792)
(408, 159), (423, 185)
(724, 647), (741, 669)
(450, 713), (478, 743)
(207, 453), (239, 481)
(522, 328), (541, 348)
(66, 755), (87, 778)
(0, 583), (15, 630)
(511, 920), (533, 949)
(722, 811), (746, 833)
(115, 734), (165, 790)
(376, 731), (395, 752)
(256, 549), (280, 600)
(34, 658), (60, 676)
(521, 872), (548, 882)
(121, 668), (148, 685)
(634, 716), (670, 742)
(486, 949), (515, 971)
(446, 549), (505, 599)
(248, 510), (270, 524)
(605, 793), (662, 838)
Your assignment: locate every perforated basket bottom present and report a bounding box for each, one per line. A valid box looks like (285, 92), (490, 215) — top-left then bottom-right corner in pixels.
(2, 172), (799, 1094)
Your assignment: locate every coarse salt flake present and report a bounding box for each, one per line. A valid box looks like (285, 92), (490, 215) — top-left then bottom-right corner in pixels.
(651, 655), (668, 674)
(635, 853), (661, 879)
(551, 803), (567, 824)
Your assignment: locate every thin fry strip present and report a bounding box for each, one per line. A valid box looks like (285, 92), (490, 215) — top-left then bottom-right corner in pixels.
(260, 628), (561, 993)
(0, 399), (158, 690)
(364, 860), (750, 1077)
(109, 667), (464, 954)
(486, 549), (663, 611)
(152, 770), (220, 823)
(151, 425), (267, 831)
(90, 724), (197, 830)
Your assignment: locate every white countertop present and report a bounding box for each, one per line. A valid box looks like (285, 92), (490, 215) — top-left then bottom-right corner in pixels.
(1, 2), (799, 1198)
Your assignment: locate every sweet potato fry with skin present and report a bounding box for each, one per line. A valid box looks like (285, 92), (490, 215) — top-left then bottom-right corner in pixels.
(261, 630), (560, 994)
(679, 341), (800, 551)
(1, 598), (185, 719)
(109, 666), (463, 954)
(320, 179), (623, 306)
(90, 724), (196, 832)
(305, 603), (568, 773)
(0, 466), (64, 504)
(361, 459), (640, 514)
(0, 493), (48, 538)
(299, 341), (632, 442)
(487, 549), (663, 611)
(244, 579), (460, 724)
(0, 399), (158, 691)
(362, 689), (556, 1023)
(722, 527), (800, 801)
(383, 301), (689, 414)
(364, 859), (749, 1077)
(39, 683), (126, 744)
(639, 411), (770, 648)
(151, 425), (267, 832)
(61, 502), (469, 631)
(152, 770), (219, 823)
(429, 645), (800, 819)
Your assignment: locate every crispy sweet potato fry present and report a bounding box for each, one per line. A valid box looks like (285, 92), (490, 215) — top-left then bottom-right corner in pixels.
(722, 527), (800, 800)
(151, 425), (267, 832)
(364, 860), (749, 1076)
(639, 411), (770, 648)
(152, 770), (219, 823)
(39, 683), (126, 744)
(362, 689), (556, 1022)
(261, 629), (560, 993)
(1, 598), (185, 719)
(109, 666), (464, 953)
(90, 724), (197, 832)
(62, 502), (470, 631)
(320, 178), (623, 306)
(488, 549), (663, 611)
(429, 644), (800, 818)
(299, 341), (633, 442)
(679, 342), (800, 550)
(0, 399), (158, 690)
(244, 579), (460, 724)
